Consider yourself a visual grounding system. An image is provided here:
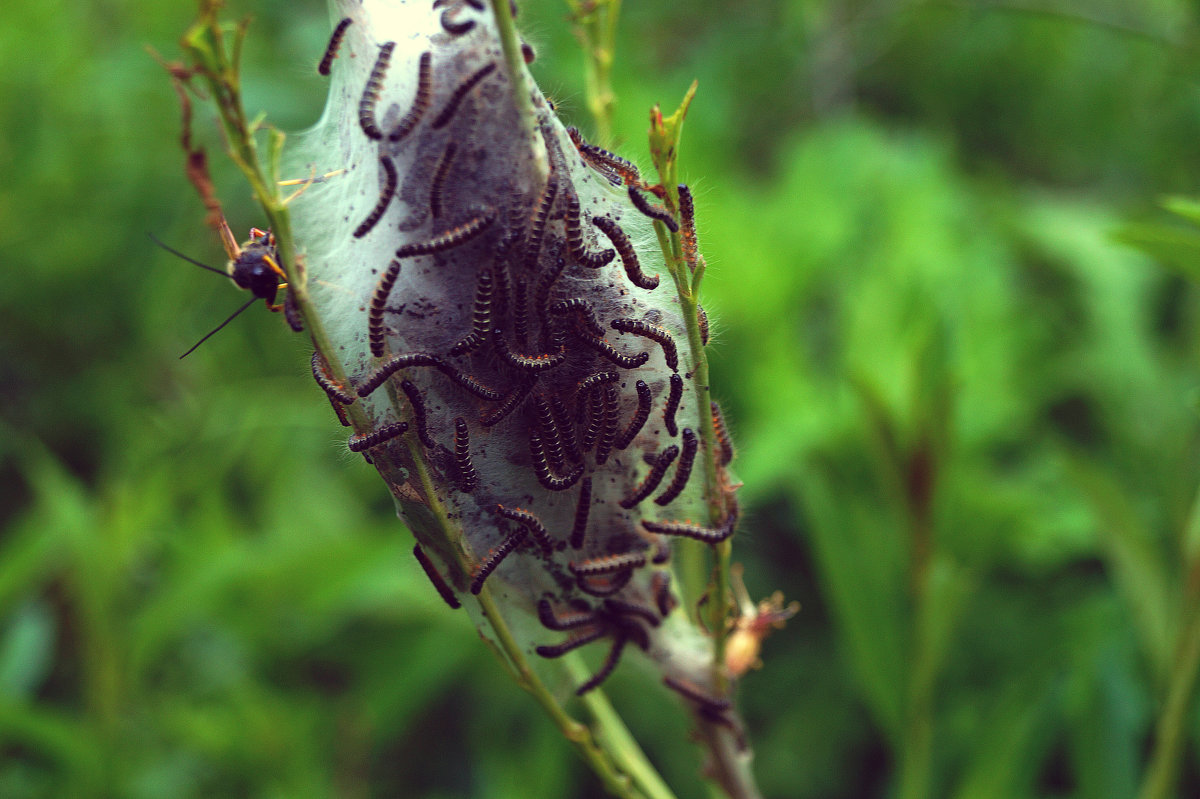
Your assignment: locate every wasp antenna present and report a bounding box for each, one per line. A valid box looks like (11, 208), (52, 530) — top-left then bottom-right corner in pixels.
(179, 295), (258, 359)
(148, 232), (227, 277)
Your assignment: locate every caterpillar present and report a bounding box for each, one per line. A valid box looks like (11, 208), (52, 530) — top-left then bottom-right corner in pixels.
(358, 41), (395, 141)
(347, 420), (409, 452)
(388, 51), (432, 143)
(400, 379), (435, 448)
(353, 155), (398, 239)
(593, 216), (659, 290)
(614, 379), (651, 450)
(619, 444), (679, 509)
(310, 350), (356, 405)
(449, 267), (492, 356)
(610, 317), (678, 372)
(568, 550), (648, 577)
(655, 428), (697, 506)
(317, 17), (352, 76)
(627, 186), (679, 232)
(469, 526), (527, 594)
(663, 373), (683, 437)
(496, 505), (557, 553)
(454, 416), (478, 493)
(431, 62), (497, 129)
(413, 544), (461, 609)
(570, 476), (592, 549)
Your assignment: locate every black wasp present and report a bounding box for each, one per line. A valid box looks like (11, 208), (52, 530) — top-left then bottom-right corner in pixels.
(150, 217), (290, 357)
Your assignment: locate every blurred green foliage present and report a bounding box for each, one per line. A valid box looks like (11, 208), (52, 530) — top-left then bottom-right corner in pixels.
(4, 1), (1200, 797)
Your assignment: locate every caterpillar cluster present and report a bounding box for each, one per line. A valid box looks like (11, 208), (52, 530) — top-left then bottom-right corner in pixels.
(303, 2), (729, 697)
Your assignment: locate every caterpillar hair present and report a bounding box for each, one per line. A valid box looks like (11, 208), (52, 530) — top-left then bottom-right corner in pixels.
(358, 42), (395, 140)
(454, 416), (478, 493)
(400, 379), (436, 448)
(614, 379), (651, 450)
(663, 373), (683, 437)
(353, 155), (399, 239)
(388, 51), (432, 142)
(570, 476), (592, 549)
(428, 142), (458, 219)
(413, 544), (461, 609)
(479, 379), (533, 426)
(367, 258), (403, 357)
(449, 267), (493, 356)
(655, 428), (697, 506)
(469, 526), (527, 594)
(432, 62), (497, 129)
(395, 210), (494, 258)
(347, 421), (409, 452)
(318, 17), (352, 76)
(618, 444), (679, 509)
(627, 186), (679, 232)
(593, 216), (659, 290)
(611, 318), (678, 372)
(576, 568), (634, 597)
(568, 550), (648, 577)
(564, 195), (616, 269)
(496, 505), (557, 553)
(678, 184), (699, 271)
(311, 350), (356, 405)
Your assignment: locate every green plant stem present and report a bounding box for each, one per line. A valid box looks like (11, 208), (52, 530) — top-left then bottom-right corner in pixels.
(1138, 481), (1200, 799)
(489, 0), (545, 182)
(1138, 604), (1200, 799)
(566, 0), (619, 145)
(569, 656), (678, 799)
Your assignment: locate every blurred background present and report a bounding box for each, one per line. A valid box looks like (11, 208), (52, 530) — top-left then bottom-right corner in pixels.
(4, 1), (1200, 797)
